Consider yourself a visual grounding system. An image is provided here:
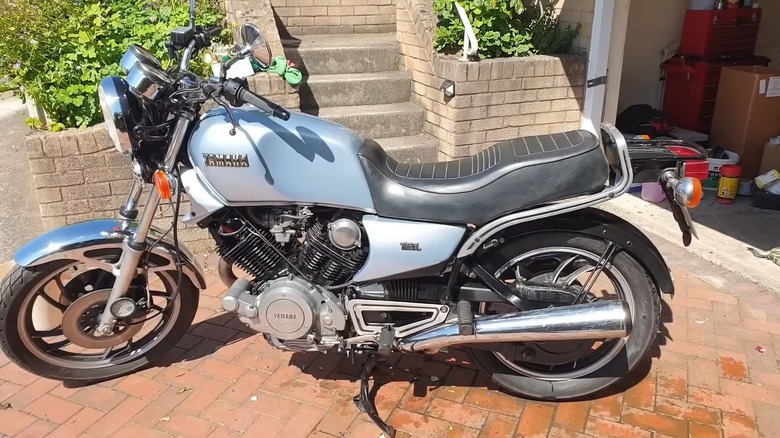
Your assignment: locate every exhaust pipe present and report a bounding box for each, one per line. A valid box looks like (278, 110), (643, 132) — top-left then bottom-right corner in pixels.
(218, 258), (238, 288)
(397, 300), (632, 353)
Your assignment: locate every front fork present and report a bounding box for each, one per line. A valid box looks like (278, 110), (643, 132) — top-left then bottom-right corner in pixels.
(95, 116), (193, 335)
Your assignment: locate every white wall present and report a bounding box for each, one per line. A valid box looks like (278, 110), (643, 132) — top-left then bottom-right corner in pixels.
(617, 0), (687, 113)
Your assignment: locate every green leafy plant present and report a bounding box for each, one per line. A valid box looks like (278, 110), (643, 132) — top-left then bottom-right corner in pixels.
(0, 0), (224, 129)
(24, 117), (44, 130)
(433, 0), (579, 59)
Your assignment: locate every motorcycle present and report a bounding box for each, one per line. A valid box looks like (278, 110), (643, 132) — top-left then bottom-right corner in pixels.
(0, 3), (708, 435)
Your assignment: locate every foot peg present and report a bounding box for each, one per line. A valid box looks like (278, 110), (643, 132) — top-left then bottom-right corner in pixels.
(378, 326), (394, 356)
(457, 300), (474, 335)
(353, 355), (396, 438)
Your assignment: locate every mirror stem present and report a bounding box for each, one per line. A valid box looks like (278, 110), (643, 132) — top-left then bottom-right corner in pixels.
(189, 0), (196, 29)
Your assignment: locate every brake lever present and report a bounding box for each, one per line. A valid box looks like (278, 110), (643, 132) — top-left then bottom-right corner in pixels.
(214, 96), (239, 136)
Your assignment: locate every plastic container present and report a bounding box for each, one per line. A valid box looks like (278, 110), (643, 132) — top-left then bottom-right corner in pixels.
(716, 164), (741, 204)
(704, 150), (740, 190)
(690, 0), (716, 9)
(641, 183), (666, 203)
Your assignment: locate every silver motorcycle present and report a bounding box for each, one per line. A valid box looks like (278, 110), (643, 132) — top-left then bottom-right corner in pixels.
(1, 3), (707, 435)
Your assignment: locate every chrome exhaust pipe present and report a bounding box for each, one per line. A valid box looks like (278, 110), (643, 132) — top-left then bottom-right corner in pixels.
(218, 257), (238, 288)
(397, 300), (632, 353)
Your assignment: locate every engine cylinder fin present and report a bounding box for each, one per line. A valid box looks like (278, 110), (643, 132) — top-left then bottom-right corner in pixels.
(214, 222), (285, 281)
(299, 220), (368, 286)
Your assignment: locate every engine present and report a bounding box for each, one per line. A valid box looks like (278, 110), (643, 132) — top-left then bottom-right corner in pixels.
(214, 208), (369, 351)
(222, 275), (347, 351)
(298, 219), (368, 286)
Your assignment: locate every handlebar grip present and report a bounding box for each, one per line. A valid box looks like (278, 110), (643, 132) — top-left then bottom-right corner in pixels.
(237, 88), (291, 121)
(205, 26), (223, 38)
(272, 106), (291, 121)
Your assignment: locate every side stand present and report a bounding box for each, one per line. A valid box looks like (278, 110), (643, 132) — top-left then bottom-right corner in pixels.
(353, 354), (396, 438)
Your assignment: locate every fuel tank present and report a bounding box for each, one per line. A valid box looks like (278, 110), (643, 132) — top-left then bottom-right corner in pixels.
(188, 106), (375, 211)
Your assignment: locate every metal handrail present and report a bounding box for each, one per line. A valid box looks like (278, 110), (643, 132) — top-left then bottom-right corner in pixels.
(456, 124), (633, 258)
(454, 2), (478, 61)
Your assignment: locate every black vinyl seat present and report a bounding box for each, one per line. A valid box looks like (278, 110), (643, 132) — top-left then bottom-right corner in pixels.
(358, 130), (609, 225)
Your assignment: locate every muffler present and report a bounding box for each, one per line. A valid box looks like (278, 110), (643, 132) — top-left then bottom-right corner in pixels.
(397, 300), (632, 353)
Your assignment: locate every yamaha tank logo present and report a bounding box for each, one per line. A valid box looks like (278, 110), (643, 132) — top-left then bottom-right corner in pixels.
(202, 153), (250, 167)
(400, 242), (421, 251)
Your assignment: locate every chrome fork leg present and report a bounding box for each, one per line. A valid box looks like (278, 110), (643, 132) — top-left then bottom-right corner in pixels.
(94, 116), (191, 336)
(119, 179), (143, 220)
(95, 189), (162, 335)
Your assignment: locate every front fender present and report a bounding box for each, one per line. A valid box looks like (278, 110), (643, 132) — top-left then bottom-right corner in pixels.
(478, 208), (675, 295)
(14, 219), (207, 289)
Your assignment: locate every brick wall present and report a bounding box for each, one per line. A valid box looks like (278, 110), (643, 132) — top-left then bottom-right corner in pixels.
(556, 0), (595, 53)
(271, 0), (396, 36)
(24, 127), (215, 254)
(397, 0), (586, 158)
(24, 73), (296, 256)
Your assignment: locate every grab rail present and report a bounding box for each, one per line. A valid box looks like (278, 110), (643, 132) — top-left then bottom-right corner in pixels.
(456, 124), (633, 258)
(454, 2), (478, 61)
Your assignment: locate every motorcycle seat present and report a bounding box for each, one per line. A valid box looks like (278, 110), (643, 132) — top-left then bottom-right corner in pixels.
(358, 130), (609, 225)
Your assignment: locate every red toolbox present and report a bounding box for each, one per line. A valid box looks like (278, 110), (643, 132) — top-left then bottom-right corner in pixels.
(661, 56), (769, 134)
(680, 8), (762, 59)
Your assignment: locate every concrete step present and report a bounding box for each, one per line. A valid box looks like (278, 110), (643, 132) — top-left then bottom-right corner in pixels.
(375, 135), (439, 163)
(314, 102), (424, 139)
(300, 72), (411, 109)
(282, 34), (399, 75)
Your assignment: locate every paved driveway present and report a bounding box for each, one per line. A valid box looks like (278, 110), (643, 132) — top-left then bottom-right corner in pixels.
(0, 96), (43, 262)
(0, 237), (778, 437)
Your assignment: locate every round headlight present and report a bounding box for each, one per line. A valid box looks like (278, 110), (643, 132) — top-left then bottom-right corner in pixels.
(98, 76), (138, 153)
(120, 44), (162, 74)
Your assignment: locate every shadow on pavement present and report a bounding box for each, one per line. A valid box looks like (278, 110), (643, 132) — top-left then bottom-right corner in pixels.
(62, 297), (672, 403)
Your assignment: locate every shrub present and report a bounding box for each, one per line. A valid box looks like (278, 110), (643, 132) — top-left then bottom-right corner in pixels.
(0, 0), (224, 128)
(433, 0), (580, 59)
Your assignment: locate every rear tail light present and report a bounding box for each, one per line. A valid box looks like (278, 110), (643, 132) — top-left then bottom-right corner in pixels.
(682, 160), (710, 181)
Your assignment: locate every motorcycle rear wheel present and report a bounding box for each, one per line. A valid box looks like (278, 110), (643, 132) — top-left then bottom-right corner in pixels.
(0, 260), (198, 381)
(467, 231), (660, 401)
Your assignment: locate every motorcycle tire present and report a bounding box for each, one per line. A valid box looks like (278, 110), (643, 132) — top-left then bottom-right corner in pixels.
(467, 231), (661, 401)
(0, 261), (199, 382)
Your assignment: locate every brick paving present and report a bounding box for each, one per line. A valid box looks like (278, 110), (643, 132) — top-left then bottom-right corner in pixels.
(1, 237), (779, 437)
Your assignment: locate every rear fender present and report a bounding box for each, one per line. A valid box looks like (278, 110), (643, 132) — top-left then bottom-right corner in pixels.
(14, 219), (207, 289)
(475, 208), (675, 295)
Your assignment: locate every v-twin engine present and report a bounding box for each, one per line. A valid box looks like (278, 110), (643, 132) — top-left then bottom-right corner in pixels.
(222, 276), (348, 352)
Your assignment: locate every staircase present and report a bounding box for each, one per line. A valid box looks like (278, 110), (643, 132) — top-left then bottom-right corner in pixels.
(282, 33), (438, 162)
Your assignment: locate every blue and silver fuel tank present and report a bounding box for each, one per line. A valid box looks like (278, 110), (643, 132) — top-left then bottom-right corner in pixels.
(187, 106), (375, 211)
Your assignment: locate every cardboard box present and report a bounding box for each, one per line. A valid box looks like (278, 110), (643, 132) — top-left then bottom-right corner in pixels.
(760, 142), (780, 174)
(710, 66), (780, 178)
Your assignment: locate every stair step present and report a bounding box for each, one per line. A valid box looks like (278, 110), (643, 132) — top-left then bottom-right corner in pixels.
(283, 34), (399, 75)
(300, 72), (411, 109)
(375, 135), (439, 163)
(314, 103), (424, 140)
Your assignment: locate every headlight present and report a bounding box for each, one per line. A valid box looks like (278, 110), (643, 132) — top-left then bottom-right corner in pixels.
(98, 76), (138, 153)
(120, 44), (162, 74)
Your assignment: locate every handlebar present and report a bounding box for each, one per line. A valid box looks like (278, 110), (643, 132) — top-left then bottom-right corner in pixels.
(222, 79), (291, 121)
(205, 26), (223, 39)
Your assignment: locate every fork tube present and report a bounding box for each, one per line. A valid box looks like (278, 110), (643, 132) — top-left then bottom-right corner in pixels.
(96, 117), (192, 334)
(118, 179), (143, 220)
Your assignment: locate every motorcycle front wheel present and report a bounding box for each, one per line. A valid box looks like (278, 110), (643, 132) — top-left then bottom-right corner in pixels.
(0, 258), (198, 381)
(468, 231), (660, 401)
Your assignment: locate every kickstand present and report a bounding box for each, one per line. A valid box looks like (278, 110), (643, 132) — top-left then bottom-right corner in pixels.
(353, 354), (396, 438)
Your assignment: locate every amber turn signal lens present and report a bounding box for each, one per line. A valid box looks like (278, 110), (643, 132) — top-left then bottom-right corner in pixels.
(153, 169), (173, 200)
(688, 177), (703, 209)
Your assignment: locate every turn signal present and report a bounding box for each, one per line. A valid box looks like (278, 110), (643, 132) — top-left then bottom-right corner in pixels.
(674, 177), (703, 209)
(153, 169), (174, 200)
